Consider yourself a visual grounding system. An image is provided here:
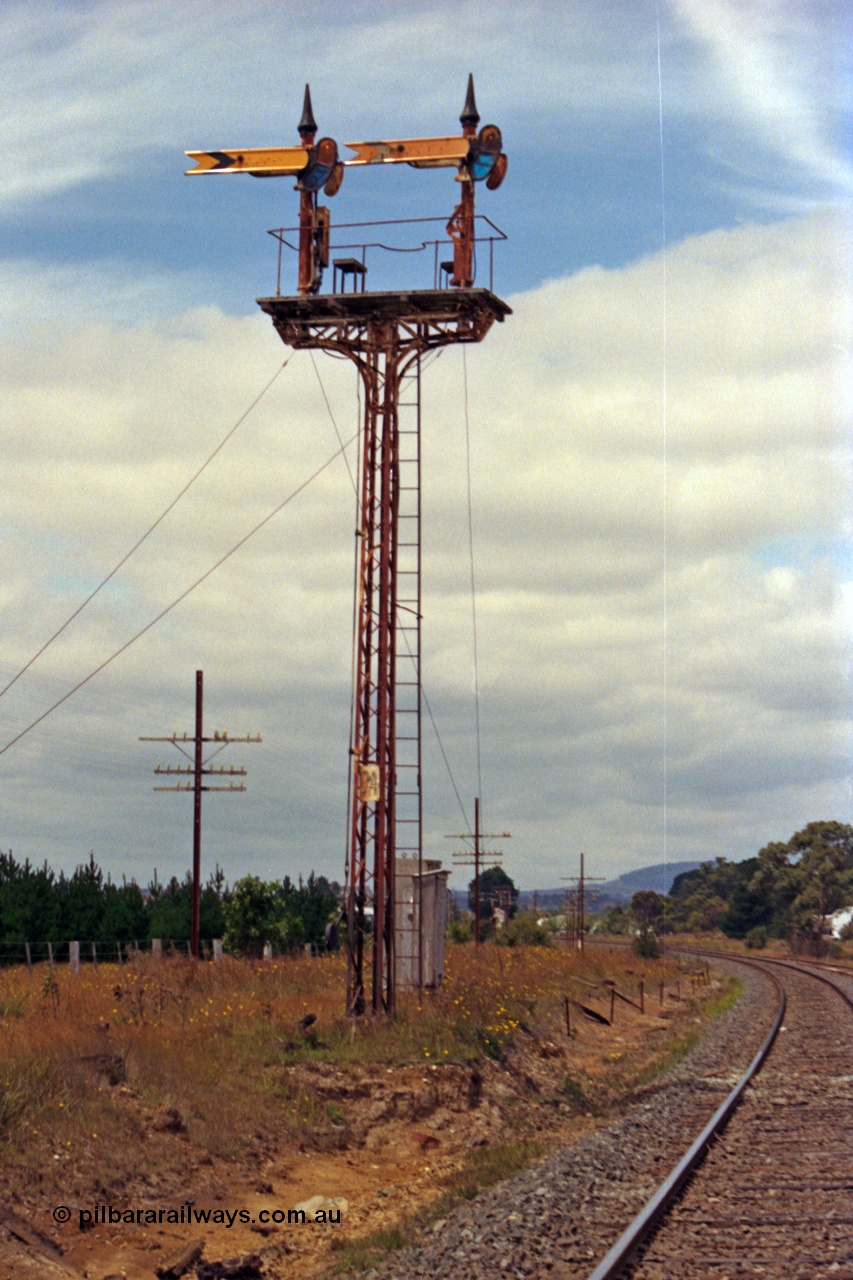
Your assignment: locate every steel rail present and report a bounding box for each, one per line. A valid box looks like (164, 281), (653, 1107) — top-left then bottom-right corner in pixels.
(585, 955), (786, 1280)
(682, 946), (853, 1017)
(733, 951), (853, 992)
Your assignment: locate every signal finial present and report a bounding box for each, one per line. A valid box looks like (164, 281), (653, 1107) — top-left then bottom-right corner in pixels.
(460, 74), (480, 131)
(298, 83), (317, 138)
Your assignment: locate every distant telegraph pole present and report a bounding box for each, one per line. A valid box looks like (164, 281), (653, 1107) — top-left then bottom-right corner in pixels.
(561, 852), (605, 952)
(140, 670), (261, 957)
(446, 797), (511, 944)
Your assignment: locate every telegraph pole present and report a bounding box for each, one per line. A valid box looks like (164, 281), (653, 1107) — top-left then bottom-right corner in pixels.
(186, 76), (509, 1013)
(192, 671), (203, 952)
(561, 853), (605, 952)
(446, 797), (511, 944)
(140, 670), (261, 957)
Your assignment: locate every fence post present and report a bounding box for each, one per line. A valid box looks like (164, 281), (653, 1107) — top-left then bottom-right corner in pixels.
(213, 939), (223, 963)
(609, 986), (615, 1024)
(69, 941), (80, 975)
(639, 979), (644, 1014)
(659, 980), (664, 1007)
(116, 940), (123, 965)
(152, 938), (162, 962)
(563, 995), (571, 1036)
(91, 941), (98, 967)
(263, 942), (273, 961)
(47, 941), (54, 967)
(25, 942), (32, 973)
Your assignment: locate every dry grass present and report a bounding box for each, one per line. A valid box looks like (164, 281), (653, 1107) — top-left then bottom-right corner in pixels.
(0, 942), (684, 1192)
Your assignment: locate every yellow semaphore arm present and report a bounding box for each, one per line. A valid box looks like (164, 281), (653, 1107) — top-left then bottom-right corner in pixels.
(184, 146), (310, 177)
(344, 136), (470, 168)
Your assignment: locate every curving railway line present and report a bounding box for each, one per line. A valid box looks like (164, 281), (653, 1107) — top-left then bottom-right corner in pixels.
(590, 954), (853, 1279)
(364, 952), (853, 1280)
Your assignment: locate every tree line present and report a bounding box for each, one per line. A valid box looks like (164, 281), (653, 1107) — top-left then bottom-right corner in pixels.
(0, 851), (341, 958)
(599, 821), (853, 952)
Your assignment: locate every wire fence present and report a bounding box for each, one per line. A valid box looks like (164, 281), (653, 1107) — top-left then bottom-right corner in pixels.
(0, 938), (217, 970)
(0, 937), (332, 970)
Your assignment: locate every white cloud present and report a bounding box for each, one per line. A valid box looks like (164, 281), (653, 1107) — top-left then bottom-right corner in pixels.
(670, 0), (853, 195)
(0, 211), (850, 888)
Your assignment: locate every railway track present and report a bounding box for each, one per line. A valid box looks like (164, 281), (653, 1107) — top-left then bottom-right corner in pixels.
(589, 953), (853, 1279)
(355, 953), (852, 1280)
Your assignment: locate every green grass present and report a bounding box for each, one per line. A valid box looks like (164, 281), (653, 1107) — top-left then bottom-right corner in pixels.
(558, 1074), (589, 1110)
(436, 1137), (544, 1205)
(328, 1222), (411, 1272)
(701, 977), (742, 1019)
(0, 994), (29, 1019)
(629, 975), (743, 1090)
(632, 1028), (702, 1088)
(324, 1138), (545, 1274)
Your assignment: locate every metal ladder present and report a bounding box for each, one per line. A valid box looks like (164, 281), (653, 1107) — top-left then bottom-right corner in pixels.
(394, 356), (422, 986)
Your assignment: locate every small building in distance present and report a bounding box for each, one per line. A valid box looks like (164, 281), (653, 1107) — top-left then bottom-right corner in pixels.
(825, 905), (853, 939)
(395, 858), (450, 989)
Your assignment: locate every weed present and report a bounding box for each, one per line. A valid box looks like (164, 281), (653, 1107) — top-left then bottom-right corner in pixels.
(0, 1059), (59, 1134)
(559, 1075), (587, 1108)
(41, 968), (60, 1015)
(327, 1102), (345, 1126)
(701, 978), (742, 1019)
(477, 1031), (504, 1060)
(632, 1028), (701, 1088)
(437, 1138), (545, 1206)
(0, 994), (28, 1018)
(328, 1222), (410, 1272)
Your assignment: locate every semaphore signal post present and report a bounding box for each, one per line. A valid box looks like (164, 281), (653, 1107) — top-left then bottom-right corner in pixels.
(186, 76), (510, 1015)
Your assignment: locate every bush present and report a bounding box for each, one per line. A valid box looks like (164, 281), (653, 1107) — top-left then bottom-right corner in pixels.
(597, 906), (629, 935)
(447, 919), (473, 943)
(744, 925), (768, 950)
(222, 876), (304, 957)
(632, 927), (659, 959)
(494, 916), (552, 947)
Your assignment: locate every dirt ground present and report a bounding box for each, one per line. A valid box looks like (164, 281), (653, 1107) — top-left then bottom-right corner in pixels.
(0, 971), (717, 1280)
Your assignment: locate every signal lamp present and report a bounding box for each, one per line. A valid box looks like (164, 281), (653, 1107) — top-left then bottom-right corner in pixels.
(300, 137), (340, 192)
(467, 124), (503, 182)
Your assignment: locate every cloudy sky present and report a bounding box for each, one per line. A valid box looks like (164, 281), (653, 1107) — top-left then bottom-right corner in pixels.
(1, 0), (851, 897)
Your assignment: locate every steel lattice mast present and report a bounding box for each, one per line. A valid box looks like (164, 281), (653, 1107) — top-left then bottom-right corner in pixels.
(186, 76), (510, 1014)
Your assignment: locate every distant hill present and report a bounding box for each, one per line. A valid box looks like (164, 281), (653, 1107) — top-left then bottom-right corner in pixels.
(452, 860), (703, 912)
(595, 861), (703, 904)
